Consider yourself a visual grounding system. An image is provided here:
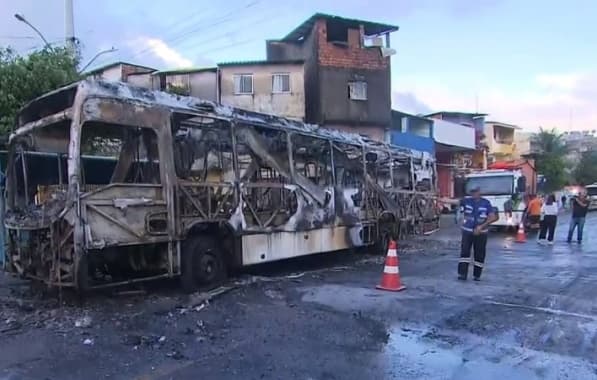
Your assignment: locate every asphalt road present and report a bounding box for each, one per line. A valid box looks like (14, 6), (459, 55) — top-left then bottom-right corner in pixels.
(1, 211), (597, 379)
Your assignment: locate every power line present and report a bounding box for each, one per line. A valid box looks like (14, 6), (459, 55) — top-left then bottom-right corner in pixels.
(172, 9), (280, 51)
(128, 0), (260, 61)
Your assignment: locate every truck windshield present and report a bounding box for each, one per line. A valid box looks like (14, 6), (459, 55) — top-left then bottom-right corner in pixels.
(465, 175), (513, 195)
(586, 186), (597, 196)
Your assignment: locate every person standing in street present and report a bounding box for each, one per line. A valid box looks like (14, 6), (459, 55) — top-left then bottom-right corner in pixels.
(527, 194), (542, 230)
(538, 194), (559, 245)
(458, 186), (499, 281)
(567, 192), (589, 243)
(561, 194), (567, 210)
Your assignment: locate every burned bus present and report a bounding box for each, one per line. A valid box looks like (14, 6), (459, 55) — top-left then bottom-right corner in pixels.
(4, 79), (439, 291)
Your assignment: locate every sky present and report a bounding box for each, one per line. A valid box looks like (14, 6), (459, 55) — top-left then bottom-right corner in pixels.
(1, 0), (596, 131)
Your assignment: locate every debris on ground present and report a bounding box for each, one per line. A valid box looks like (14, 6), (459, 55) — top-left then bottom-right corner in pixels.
(74, 316), (93, 328)
(187, 286), (235, 308)
(83, 338), (94, 345)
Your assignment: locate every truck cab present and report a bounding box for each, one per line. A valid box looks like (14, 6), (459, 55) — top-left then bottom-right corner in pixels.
(585, 184), (597, 210)
(462, 169), (527, 229)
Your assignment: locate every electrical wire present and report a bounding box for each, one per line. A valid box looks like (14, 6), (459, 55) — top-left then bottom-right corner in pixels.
(128, 0), (260, 61)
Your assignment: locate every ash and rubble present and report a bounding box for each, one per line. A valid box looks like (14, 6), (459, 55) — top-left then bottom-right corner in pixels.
(4, 191), (67, 229)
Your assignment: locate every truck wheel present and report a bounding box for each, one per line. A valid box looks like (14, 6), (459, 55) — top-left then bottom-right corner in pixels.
(181, 236), (227, 293)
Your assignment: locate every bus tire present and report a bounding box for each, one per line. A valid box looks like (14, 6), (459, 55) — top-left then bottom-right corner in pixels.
(181, 235), (227, 293)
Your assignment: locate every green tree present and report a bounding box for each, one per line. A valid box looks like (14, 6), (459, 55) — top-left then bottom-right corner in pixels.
(574, 151), (597, 185)
(533, 128), (567, 192)
(0, 46), (80, 136)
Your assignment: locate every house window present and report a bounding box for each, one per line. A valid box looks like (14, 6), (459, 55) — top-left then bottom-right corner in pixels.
(348, 81), (367, 101)
(272, 73), (291, 93)
(234, 74), (253, 94)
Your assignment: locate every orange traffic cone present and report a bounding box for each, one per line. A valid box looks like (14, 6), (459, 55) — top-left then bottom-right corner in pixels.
(376, 240), (406, 292)
(515, 223), (526, 243)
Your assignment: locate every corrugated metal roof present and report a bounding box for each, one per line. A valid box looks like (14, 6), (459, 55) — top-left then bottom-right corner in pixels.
(152, 67), (217, 75)
(218, 59), (304, 67)
(282, 13), (398, 42)
(426, 111), (488, 118)
(85, 61), (157, 75)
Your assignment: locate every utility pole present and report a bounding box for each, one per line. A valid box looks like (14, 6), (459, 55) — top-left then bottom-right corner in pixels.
(65, 0), (76, 52)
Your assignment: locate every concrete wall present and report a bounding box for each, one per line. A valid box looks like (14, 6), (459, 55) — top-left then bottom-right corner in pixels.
(161, 71), (217, 101)
(433, 119), (475, 149)
(90, 64), (155, 83)
(390, 132), (434, 153)
(514, 132), (532, 157)
(127, 73), (153, 88)
(92, 65), (122, 81)
(485, 122), (516, 161)
(219, 64), (305, 120)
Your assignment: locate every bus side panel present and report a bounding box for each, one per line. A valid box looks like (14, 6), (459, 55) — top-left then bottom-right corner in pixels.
(241, 226), (364, 265)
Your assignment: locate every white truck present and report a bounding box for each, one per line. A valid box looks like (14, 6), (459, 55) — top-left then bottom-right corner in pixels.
(584, 183), (597, 210)
(462, 169), (528, 230)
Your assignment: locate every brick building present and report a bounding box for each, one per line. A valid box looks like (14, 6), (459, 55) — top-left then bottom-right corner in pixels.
(265, 13), (398, 141)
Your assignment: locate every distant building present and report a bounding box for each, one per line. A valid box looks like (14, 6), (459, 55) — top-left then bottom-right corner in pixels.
(513, 131), (534, 158)
(265, 13), (398, 141)
(218, 60), (305, 120)
(561, 130), (597, 174)
(484, 121), (520, 163)
(152, 68), (218, 102)
(85, 61), (156, 82)
(426, 111), (487, 169)
(432, 119), (476, 199)
(389, 110), (434, 154)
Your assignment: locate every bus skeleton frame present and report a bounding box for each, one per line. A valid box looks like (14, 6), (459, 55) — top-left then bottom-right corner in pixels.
(4, 80), (439, 291)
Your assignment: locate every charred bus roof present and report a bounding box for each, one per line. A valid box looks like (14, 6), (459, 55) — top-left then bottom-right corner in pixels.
(14, 79), (430, 162)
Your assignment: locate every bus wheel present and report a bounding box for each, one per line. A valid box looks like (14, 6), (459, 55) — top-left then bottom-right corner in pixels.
(181, 236), (227, 293)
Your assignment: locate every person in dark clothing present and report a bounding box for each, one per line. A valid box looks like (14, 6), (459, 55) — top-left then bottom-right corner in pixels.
(567, 192), (589, 243)
(458, 186), (498, 281)
(538, 194), (559, 244)
(561, 195), (567, 209)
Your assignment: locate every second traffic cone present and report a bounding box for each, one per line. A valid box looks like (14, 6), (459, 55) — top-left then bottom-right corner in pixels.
(376, 240), (406, 292)
(515, 223), (526, 243)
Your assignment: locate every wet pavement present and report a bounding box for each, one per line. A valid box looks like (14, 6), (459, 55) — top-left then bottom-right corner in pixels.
(1, 211), (597, 379)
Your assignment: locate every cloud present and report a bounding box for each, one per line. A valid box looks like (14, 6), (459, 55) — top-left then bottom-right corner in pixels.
(535, 73), (581, 91)
(395, 71), (597, 131)
(131, 37), (193, 68)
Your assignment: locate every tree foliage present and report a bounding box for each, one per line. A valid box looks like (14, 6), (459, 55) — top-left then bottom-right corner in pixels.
(575, 151), (597, 185)
(0, 46), (80, 136)
(533, 128), (567, 192)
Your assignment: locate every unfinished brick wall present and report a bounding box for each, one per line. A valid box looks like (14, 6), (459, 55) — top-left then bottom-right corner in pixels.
(316, 20), (389, 69)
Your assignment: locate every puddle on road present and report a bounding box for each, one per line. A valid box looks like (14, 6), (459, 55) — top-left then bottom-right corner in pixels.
(380, 326), (597, 380)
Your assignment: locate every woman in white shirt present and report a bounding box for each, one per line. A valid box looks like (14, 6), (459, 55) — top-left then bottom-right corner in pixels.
(538, 194), (559, 245)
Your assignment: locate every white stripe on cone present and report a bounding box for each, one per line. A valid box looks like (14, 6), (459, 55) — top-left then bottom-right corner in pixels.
(387, 249), (397, 257)
(384, 265), (399, 274)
